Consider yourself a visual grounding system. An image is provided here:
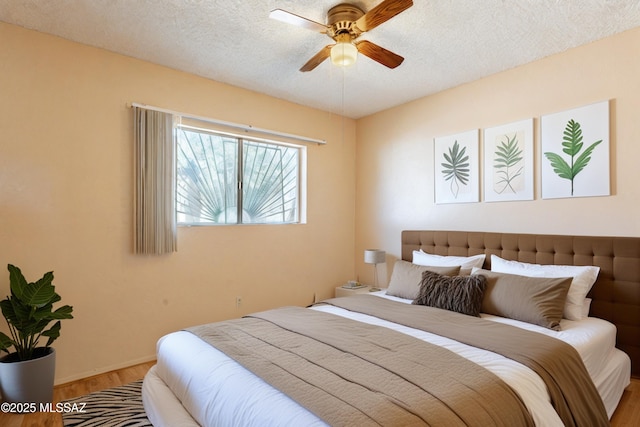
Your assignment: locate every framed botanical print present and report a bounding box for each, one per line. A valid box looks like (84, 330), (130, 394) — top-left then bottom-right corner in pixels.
(541, 101), (610, 199)
(434, 129), (479, 204)
(483, 118), (534, 202)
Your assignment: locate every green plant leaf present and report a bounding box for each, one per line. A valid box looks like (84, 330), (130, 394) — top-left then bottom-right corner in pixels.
(493, 133), (524, 194)
(42, 321), (61, 347)
(495, 139), (522, 167)
(543, 119), (602, 196)
(8, 296), (33, 327)
(573, 140), (602, 176)
(1, 264), (73, 360)
(441, 140), (470, 198)
(0, 332), (13, 353)
(0, 299), (18, 325)
(50, 305), (74, 320)
(23, 272), (56, 307)
(562, 119), (584, 156)
(8, 264), (28, 301)
(544, 152), (573, 180)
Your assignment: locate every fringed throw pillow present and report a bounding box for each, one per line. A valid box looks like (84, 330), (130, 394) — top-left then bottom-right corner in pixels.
(412, 270), (487, 317)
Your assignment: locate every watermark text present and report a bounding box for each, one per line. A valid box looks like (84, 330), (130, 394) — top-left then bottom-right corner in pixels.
(1, 401), (87, 413)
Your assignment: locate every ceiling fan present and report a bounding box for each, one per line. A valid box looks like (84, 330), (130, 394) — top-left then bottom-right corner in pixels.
(270, 0), (413, 72)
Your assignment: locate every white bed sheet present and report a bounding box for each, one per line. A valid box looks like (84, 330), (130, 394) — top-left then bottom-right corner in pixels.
(142, 292), (631, 426)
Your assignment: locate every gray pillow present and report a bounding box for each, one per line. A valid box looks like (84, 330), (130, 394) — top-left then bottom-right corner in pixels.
(386, 261), (461, 300)
(412, 270), (487, 317)
(474, 269), (572, 330)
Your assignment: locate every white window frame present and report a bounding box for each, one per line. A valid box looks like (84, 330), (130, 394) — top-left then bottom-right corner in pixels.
(176, 123), (307, 226)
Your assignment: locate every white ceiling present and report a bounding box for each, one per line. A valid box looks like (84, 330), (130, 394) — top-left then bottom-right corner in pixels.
(2, 0), (640, 119)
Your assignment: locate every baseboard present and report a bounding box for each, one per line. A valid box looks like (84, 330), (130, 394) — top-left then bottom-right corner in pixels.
(54, 354), (157, 386)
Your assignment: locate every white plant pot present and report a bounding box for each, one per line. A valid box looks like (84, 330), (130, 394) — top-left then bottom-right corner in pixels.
(0, 347), (55, 405)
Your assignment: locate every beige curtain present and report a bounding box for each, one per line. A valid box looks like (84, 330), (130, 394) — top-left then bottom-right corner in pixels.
(133, 107), (177, 254)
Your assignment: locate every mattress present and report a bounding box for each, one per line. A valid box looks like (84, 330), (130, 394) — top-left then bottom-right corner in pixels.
(142, 292), (631, 426)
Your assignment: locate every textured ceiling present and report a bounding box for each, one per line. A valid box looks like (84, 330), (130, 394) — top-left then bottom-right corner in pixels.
(2, 0), (640, 118)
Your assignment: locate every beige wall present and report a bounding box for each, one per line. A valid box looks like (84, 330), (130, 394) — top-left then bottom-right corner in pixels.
(3, 19), (639, 384)
(0, 23), (356, 383)
(355, 27), (640, 286)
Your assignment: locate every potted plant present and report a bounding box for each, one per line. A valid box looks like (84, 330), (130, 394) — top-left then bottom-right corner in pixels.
(0, 264), (73, 405)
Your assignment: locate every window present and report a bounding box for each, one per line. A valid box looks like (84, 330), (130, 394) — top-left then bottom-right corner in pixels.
(176, 125), (305, 225)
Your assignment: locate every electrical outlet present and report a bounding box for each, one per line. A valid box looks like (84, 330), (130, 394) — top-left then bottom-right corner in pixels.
(236, 296), (242, 308)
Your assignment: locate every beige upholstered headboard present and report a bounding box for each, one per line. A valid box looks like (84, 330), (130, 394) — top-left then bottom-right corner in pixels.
(402, 230), (640, 377)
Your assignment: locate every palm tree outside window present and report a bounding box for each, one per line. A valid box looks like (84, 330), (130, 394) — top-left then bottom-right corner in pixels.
(176, 126), (303, 225)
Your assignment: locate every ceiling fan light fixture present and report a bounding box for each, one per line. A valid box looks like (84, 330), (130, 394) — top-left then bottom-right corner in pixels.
(274, 0), (413, 72)
(330, 40), (357, 67)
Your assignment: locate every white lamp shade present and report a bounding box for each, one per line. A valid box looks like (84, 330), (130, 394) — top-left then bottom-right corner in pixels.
(330, 41), (357, 67)
(364, 249), (385, 264)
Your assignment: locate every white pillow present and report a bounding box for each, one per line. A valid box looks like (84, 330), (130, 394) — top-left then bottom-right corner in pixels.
(582, 298), (592, 318)
(413, 250), (485, 275)
(490, 255), (599, 320)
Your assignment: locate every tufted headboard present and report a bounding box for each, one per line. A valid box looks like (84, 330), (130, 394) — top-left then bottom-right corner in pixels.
(401, 230), (640, 377)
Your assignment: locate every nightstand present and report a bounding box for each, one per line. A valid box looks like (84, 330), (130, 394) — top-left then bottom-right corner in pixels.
(335, 285), (372, 297)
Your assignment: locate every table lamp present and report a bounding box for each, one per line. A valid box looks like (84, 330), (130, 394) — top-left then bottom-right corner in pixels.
(364, 249), (386, 291)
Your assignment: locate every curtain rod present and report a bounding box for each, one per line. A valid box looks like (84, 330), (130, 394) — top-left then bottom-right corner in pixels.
(129, 102), (326, 145)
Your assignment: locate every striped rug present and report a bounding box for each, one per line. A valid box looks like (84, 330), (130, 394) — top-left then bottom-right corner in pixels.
(62, 380), (151, 427)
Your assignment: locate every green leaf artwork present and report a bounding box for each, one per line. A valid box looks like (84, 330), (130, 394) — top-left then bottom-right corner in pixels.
(543, 119), (602, 196)
(493, 133), (523, 194)
(441, 140), (469, 198)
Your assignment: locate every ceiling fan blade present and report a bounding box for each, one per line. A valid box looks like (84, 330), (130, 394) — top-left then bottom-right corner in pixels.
(356, 40), (404, 68)
(355, 0), (413, 32)
(269, 9), (327, 33)
(300, 45), (333, 72)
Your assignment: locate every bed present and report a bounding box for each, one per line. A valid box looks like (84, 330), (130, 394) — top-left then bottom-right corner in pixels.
(142, 230), (638, 426)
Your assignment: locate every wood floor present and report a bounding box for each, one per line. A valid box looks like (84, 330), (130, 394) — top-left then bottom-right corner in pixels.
(1, 361), (638, 426)
(612, 377), (640, 426)
(0, 361), (155, 427)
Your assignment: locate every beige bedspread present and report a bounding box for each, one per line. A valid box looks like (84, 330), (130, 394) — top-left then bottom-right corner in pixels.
(319, 295), (609, 427)
(189, 304), (536, 426)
